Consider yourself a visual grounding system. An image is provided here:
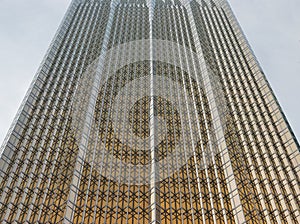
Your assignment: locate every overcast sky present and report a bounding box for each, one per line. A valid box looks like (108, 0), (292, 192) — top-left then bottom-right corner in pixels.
(0, 0), (299, 145)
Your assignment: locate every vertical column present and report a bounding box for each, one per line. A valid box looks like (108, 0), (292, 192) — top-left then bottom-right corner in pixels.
(148, 0), (161, 223)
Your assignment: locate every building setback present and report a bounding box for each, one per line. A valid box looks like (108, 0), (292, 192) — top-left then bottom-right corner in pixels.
(0, 0), (299, 223)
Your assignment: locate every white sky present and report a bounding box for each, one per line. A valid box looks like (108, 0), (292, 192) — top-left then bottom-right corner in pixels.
(0, 0), (299, 144)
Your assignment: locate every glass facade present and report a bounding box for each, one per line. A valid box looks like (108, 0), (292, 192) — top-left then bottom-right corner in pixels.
(0, 0), (299, 223)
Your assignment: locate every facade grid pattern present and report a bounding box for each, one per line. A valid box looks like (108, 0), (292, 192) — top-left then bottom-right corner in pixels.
(0, 0), (299, 223)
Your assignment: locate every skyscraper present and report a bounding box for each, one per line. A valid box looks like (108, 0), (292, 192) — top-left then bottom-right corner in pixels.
(0, 0), (299, 223)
